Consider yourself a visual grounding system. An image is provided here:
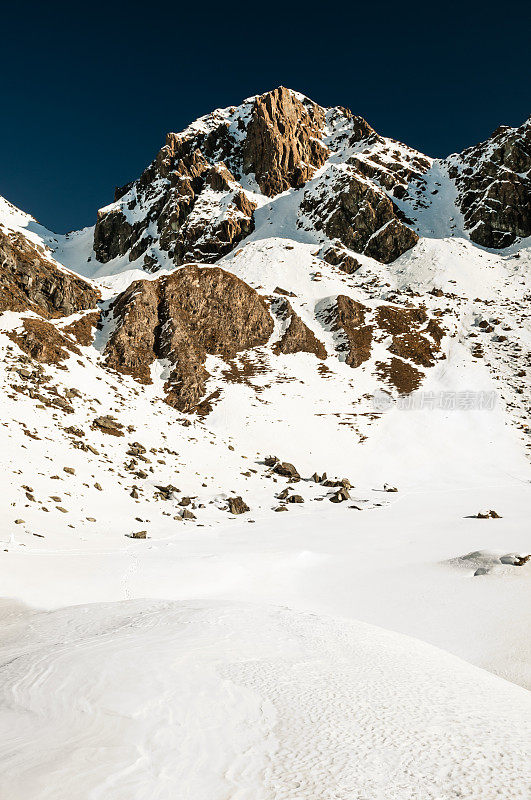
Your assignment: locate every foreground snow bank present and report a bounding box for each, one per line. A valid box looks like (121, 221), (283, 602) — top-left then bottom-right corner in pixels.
(0, 600), (528, 800)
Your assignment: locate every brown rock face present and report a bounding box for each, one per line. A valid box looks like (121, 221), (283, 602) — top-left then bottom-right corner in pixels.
(92, 89), (430, 270)
(301, 171), (419, 264)
(271, 298), (326, 359)
(94, 145), (256, 268)
(242, 87), (328, 196)
(375, 306), (443, 368)
(206, 163), (235, 191)
(375, 358), (423, 395)
(318, 295), (444, 394)
(62, 312), (101, 346)
(448, 118), (531, 248)
(0, 229), (100, 317)
(105, 264), (274, 411)
(334, 296), (374, 368)
(105, 279), (159, 384)
(7, 318), (81, 364)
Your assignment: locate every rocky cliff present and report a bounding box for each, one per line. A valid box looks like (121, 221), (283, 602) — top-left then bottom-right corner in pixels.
(446, 117), (530, 248)
(92, 88), (433, 271)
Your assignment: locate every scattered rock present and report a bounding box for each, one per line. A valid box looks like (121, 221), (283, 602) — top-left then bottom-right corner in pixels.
(500, 553), (530, 566)
(155, 484), (179, 500)
(330, 487), (350, 503)
(92, 416), (125, 437)
(65, 426), (85, 437)
(127, 530), (147, 539)
(227, 496), (250, 514)
(287, 494), (304, 503)
(273, 461), (300, 480)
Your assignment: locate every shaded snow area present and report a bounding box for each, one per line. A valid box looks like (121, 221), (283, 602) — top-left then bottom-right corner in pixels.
(1, 93), (530, 798)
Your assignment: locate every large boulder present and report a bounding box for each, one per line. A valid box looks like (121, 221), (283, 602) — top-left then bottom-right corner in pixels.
(105, 264), (274, 411)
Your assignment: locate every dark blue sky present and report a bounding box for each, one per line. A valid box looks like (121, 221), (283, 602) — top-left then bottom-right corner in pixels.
(2, 0), (529, 233)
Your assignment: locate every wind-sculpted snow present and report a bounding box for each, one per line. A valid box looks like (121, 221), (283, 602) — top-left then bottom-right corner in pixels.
(1, 601), (529, 800)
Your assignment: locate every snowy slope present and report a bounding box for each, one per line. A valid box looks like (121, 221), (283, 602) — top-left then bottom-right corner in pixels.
(1, 601), (529, 800)
(1, 88), (530, 799)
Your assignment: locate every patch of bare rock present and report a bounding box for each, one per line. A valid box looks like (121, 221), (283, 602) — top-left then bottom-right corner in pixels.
(104, 263), (274, 411)
(0, 228), (99, 317)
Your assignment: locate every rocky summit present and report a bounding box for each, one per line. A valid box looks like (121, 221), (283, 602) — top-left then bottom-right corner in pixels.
(0, 86), (530, 538)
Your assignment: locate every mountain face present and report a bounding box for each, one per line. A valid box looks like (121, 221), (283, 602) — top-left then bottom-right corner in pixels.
(446, 119), (531, 248)
(2, 87), (531, 800)
(1, 87), (530, 536)
(92, 86), (429, 269)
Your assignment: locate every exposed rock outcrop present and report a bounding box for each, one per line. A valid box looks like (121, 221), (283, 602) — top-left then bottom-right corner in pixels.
(447, 117), (531, 248)
(93, 148), (256, 268)
(105, 264), (274, 411)
(91, 88), (434, 271)
(271, 298), (326, 359)
(93, 208), (137, 263)
(318, 295), (444, 394)
(242, 86), (328, 195)
(61, 312), (101, 346)
(0, 229), (100, 317)
(375, 357), (423, 395)
(322, 295), (374, 368)
(301, 169), (419, 263)
(375, 306), (443, 368)
(322, 245), (362, 274)
(7, 317), (81, 364)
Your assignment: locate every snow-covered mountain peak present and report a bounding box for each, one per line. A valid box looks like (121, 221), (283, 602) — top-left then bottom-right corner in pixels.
(1, 89), (530, 552)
